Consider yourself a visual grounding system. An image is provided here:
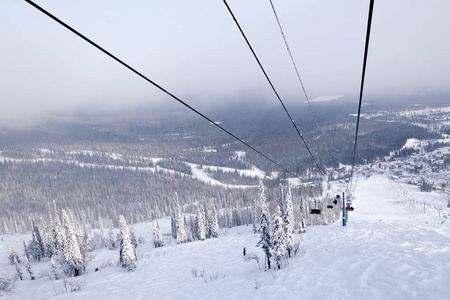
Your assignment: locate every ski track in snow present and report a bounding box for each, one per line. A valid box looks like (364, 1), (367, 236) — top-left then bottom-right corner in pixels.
(1, 174), (449, 299)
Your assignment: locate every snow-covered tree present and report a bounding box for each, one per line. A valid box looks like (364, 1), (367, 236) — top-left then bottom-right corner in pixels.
(285, 184), (295, 257)
(62, 210), (83, 277)
(99, 218), (107, 248)
(14, 257), (23, 280)
(51, 257), (59, 280)
(175, 202), (188, 244)
(257, 181), (272, 269)
(7, 245), (20, 264)
(196, 205), (207, 241)
(29, 217), (44, 261)
(53, 212), (64, 256)
(108, 219), (116, 249)
(23, 240), (30, 262)
(25, 257), (35, 280)
(209, 205), (220, 238)
(152, 220), (164, 248)
(271, 206), (287, 269)
(119, 215), (136, 271)
(252, 198), (258, 234)
(82, 220), (94, 252)
(130, 224), (138, 249)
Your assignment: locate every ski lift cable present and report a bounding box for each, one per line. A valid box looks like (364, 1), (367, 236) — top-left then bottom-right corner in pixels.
(268, 0), (342, 173)
(348, 0), (375, 192)
(24, 0), (303, 181)
(224, 0), (336, 193)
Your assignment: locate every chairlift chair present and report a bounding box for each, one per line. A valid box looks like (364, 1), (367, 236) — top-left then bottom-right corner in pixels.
(309, 186), (321, 214)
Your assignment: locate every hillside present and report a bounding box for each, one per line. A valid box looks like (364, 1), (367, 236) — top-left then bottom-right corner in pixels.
(1, 173), (449, 299)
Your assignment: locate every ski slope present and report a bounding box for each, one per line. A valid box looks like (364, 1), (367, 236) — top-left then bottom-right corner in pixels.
(1, 174), (449, 299)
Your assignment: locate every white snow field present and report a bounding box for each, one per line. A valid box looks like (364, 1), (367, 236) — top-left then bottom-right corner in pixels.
(1, 174), (449, 299)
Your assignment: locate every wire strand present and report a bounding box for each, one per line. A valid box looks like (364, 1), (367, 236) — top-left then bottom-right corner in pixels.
(224, 0), (335, 192)
(25, 0), (302, 180)
(268, 0), (342, 167)
(348, 0), (375, 192)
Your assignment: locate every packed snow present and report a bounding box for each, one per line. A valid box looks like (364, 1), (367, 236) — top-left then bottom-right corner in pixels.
(1, 174), (449, 299)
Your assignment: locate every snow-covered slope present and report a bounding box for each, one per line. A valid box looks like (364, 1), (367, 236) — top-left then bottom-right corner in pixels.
(1, 174), (449, 299)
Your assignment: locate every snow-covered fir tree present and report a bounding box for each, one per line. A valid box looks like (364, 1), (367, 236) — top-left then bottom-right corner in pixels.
(285, 184), (295, 257)
(82, 220), (94, 252)
(14, 257), (23, 280)
(99, 218), (107, 248)
(108, 219), (116, 249)
(252, 198), (258, 234)
(175, 202), (188, 244)
(271, 206), (287, 269)
(62, 209), (84, 277)
(54, 212), (66, 259)
(25, 257), (35, 280)
(7, 245), (20, 264)
(119, 215), (136, 271)
(130, 223), (138, 249)
(196, 205), (207, 241)
(209, 205), (220, 238)
(51, 257), (59, 280)
(29, 217), (44, 261)
(257, 181), (272, 269)
(152, 220), (164, 248)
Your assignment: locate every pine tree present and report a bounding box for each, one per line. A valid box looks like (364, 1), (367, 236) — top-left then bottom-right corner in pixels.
(108, 219), (116, 249)
(29, 217), (44, 261)
(51, 257), (59, 280)
(209, 205), (220, 238)
(271, 206), (287, 269)
(23, 240), (30, 262)
(257, 181), (272, 269)
(196, 205), (206, 241)
(130, 224), (138, 249)
(14, 257), (23, 280)
(25, 257), (35, 280)
(285, 184), (295, 257)
(252, 198), (258, 234)
(171, 215), (177, 240)
(99, 218), (107, 248)
(175, 202), (188, 244)
(54, 212), (66, 259)
(7, 245), (20, 264)
(119, 215), (136, 271)
(152, 220), (164, 248)
(62, 210), (83, 277)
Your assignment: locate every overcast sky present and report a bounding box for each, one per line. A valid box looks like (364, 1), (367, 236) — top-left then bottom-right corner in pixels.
(1, 0), (449, 126)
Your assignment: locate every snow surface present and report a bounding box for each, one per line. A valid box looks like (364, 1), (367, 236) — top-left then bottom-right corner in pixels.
(1, 174), (449, 299)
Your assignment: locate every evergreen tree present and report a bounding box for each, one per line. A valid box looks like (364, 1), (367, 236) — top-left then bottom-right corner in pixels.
(25, 257), (35, 280)
(108, 219), (116, 249)
(99, 218), (107, 248)
(14, 257), (23, 280)
(62, 210), (83, 277)
(285, 184), (295, 257)
(130, 224), (138, 249)
(119, 215), (136, 271)
(54, 212), (66, 259)
(23, 240), (30, 262)
(196, 205), (206, 241)
(29, 217), (44, 261)
(175, 202), (188, 244)
(257, 181), (271, 269)
(171, 215), (177, 240)
(271, 206), (287, 269)
(152, 220), (164, 248)
(51, 257), (59, 280)
(209, 205), (220, 238)
(7, 245), (20, 264)
(252, 198), (258, 234)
